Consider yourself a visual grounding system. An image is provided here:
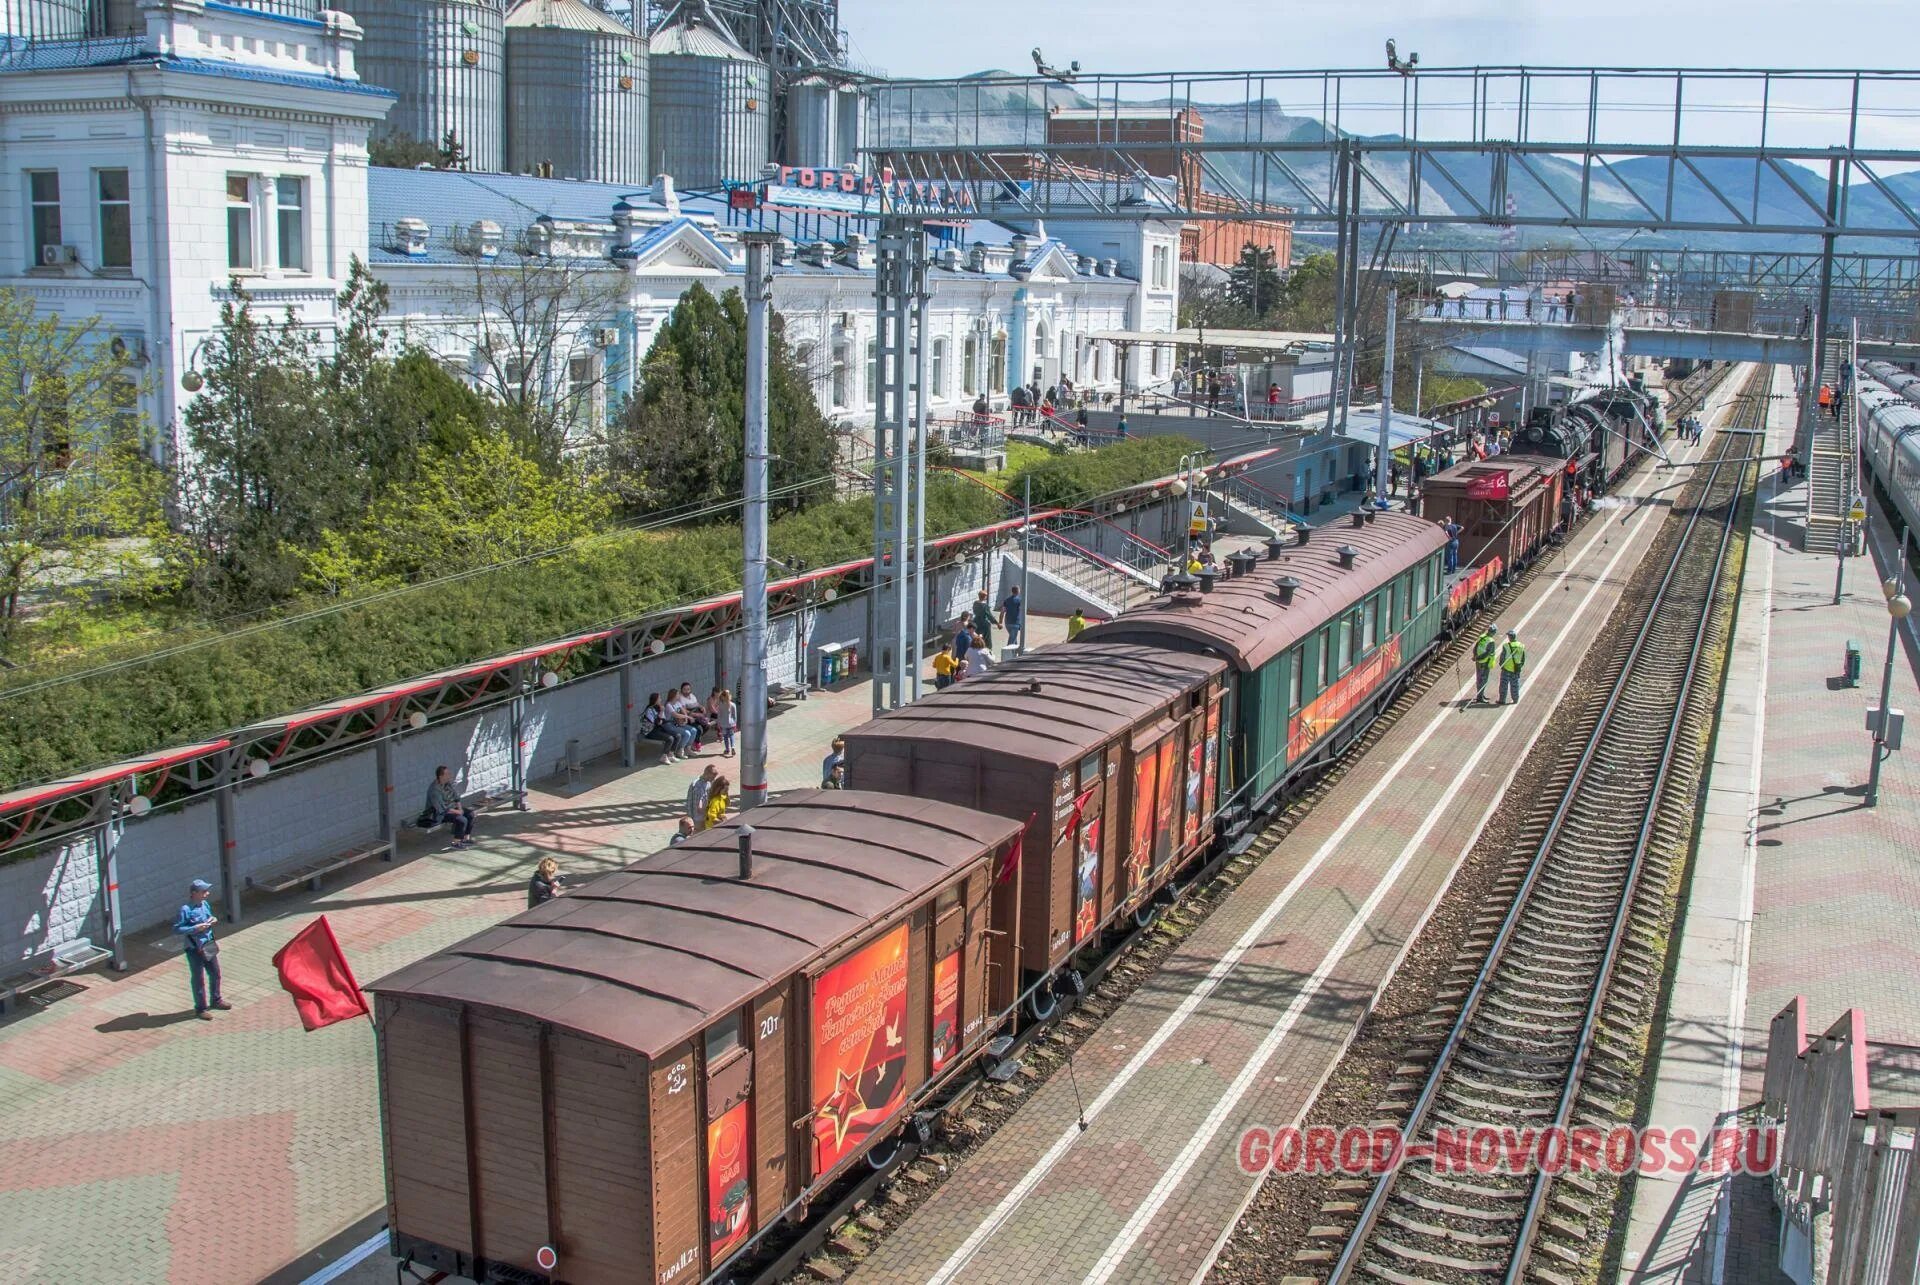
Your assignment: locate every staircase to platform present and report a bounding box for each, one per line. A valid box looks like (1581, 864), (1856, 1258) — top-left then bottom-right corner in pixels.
(1804, 336), (1858, 555)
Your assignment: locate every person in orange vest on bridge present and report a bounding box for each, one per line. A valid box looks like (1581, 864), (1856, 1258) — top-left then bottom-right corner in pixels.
(1818, 383), (1834, 416)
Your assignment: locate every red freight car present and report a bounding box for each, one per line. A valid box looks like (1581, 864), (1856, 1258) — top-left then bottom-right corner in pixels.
(840, 643), (1229, 1020)
(1419, 455), (1566, 573)
(370, 791), (1022, 1285)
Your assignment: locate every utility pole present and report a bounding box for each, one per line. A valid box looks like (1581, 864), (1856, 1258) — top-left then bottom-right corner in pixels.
(1020, 476), (1033, 656)
(1868, 527), (1912, 807)
(739, 231), (776, 810)
(911, 269), (931, 700)
(1375, 288), (1396, 502)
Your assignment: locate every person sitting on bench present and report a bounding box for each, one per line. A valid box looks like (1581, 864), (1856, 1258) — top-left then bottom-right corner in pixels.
(421, 765), (474, 847)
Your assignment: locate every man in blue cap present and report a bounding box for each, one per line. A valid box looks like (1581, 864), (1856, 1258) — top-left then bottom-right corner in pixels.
(174, 879), (228, 1019)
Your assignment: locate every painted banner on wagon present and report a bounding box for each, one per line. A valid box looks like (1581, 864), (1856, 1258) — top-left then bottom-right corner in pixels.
(1201, 702), (1221, 825)
(930, 950), (960, 1073)
(810, 923), (910, 1175)
(1287, 637), (1403, 762)
(1073, 812), (1103, 944)
(1447, 557), (1503, 616)
(1127, 748), (1159, 896)
(1153, 738), (1179, 871)
(706, 1100), (753, 1262)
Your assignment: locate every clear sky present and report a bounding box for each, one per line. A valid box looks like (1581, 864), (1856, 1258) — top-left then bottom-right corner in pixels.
(838, 0), (1914, 80)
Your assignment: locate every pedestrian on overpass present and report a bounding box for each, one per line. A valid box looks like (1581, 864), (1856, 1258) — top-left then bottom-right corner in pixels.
(1067, 607), (1087, 640)
(1497, 629), (1527, 705)
(1473, 626), (1498, 703)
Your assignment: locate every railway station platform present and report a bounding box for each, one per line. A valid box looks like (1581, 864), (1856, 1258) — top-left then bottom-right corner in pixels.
(1620, 366), (1920, 1283)
(849, 375), (1752, 1285)
(0, 619), (1074, 1285)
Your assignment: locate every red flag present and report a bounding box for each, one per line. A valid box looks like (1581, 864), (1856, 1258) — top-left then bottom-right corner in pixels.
(997, 813), (1037, 885)
(1464, 470), (1510, 501)
(272, 915), (369, 1031)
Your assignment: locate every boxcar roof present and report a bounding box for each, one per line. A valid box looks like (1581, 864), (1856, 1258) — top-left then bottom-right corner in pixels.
(1078, 512), (1448, 672)
(1424, 456), (1556, 489)
(370, 791), (1020, 1058)
(840, 643), (1226, 768)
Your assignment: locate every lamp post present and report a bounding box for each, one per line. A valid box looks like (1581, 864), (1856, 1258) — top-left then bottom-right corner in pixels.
(1868, 531), (1912, 807)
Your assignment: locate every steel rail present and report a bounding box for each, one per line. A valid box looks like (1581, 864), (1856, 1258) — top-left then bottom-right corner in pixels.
(1325, 369), (1763, 1282)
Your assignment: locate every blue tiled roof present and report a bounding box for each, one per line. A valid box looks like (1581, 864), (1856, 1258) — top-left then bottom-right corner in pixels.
(368, 167), (660, 230)
(0, 38), (393, 97)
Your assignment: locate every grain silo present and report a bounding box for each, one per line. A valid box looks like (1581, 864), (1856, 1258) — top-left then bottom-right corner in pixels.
(647, 12), (770, 189)
(504, 0), (647, 184)
(2, 0), (88, 41)
(835, 83), (867, 168)
(781, 75), (835, 167)
(97, 0), (320, 36)
(351, 0), (508, 173)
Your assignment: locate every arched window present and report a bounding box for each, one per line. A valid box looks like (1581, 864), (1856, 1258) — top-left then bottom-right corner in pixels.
(1092, 342), (1105, 382)
(963, 334), (979, 395)
(1061, 331), (1076, 381)
(930, 337), (947, 398)
(793, 342), (819, 398)
(865, 338), (878, 405)
(990, 332), (1007, 393)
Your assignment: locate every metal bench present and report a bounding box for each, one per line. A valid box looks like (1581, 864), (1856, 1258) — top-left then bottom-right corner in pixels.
(0, 938), (113, 1014)
(245, 839), (394, 894)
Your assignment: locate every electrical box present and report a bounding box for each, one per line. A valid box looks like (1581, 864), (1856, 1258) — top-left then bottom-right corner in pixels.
(1867, 706), (1906, 750)
(1845, 640), (1863, 687)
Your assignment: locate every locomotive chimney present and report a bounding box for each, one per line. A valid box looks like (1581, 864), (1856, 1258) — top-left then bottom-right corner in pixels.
(1363, 507), (1377, 524)
(1265, 537), (1285, 561)
(737, 826), (754, 880)
(1199, 568), (1216, 593)
(1275, 575), (1301, 606)
(1336, 544), (1359, 570)
(1296, 525), (1310, 547)
(1028, 681), (1043, 695)
(1349, 510), (1366, 528)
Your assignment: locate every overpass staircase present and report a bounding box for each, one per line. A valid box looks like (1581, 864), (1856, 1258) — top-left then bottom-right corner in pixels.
(1804, 337), (1859, 556)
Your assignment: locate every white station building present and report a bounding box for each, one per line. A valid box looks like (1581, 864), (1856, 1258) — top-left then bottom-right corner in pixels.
(0, 0), (1183, 459)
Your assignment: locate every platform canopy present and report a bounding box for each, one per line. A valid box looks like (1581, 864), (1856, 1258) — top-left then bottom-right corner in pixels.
(1081, 327), (1335, 352)
(1337, 405), (1455, 449)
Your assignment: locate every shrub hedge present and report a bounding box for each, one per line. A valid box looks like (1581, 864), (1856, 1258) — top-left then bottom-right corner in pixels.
(0, 436), (1196, 789)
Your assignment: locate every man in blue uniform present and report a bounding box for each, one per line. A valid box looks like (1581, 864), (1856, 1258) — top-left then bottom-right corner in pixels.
(174, 879), (228, 1019)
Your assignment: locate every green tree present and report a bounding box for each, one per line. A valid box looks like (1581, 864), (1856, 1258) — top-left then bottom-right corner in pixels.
(176, 282), (368, 607)
(606, 283), (835, 517)
(300, 427), (609, 593)
(367, 132), (446, 170)
(1227, 242), (1283, 318)
(1274, 251), (1339, 331)
(0, 291), (170, 644)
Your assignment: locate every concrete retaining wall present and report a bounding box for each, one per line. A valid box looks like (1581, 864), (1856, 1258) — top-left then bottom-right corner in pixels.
(0, 517), (1179, 953)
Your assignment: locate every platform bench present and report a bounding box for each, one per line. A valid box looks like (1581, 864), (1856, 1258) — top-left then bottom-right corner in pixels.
(403, 789), (521, 834)
(0, 939), (112, 1015)
(246, 839), (394, 895)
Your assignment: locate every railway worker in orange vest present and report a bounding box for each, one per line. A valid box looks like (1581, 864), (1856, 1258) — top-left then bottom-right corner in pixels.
(1818, 383), (1834, 413)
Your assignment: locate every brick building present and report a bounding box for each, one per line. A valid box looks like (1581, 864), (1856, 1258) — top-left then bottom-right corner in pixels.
(1045, 107), (1293, 269)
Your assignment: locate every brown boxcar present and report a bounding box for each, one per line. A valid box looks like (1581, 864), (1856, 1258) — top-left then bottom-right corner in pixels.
(1419, 455), (1566, 572)
(370, 791), (1021, 1285)
(839, 643), (1229, 1014)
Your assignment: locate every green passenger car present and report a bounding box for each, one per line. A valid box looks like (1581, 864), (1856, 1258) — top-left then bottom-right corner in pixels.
(1079, 512), (1451, 813)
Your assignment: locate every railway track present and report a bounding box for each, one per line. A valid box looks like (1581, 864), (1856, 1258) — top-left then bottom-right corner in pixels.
(1313, 366), (1765, 1284)
(756, 367), (1742, 1285)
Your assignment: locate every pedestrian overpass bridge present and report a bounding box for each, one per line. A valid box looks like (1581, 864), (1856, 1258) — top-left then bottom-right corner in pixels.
(1409, 315), (1920, 366)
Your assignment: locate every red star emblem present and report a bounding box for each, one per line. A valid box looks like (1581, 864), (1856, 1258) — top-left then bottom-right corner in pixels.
(820, 1069), (863, 1149)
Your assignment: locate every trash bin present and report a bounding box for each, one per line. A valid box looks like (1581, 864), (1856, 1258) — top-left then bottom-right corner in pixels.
(1845, 639), (1863, 687)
